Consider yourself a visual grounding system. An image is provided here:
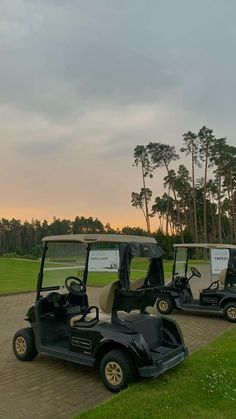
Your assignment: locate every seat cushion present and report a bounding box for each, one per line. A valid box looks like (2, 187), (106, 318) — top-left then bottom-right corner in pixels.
(130, 278), (145, 290)
(99, 280), (119, 313)
(218, 268), (227, 286)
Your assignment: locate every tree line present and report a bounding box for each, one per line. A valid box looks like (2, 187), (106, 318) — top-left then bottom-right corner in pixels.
(0, 216), (147, 258)
(132, 126), (236, 244)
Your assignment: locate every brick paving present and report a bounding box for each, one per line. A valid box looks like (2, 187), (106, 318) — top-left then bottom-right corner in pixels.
(0, 288), (235, 419)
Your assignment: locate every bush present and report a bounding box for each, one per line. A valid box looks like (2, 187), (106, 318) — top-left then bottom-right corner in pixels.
(2, 252), (19, 258)
(1, 252), (38, 260)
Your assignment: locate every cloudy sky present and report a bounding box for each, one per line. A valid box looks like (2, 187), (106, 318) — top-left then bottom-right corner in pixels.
(1, 0), (236, 229)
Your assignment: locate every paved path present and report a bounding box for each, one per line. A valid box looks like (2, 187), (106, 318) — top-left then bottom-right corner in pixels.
(0, 289), (235, 419)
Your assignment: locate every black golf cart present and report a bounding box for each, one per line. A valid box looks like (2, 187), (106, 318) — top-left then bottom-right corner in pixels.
(156, 243), (236, 322)
(13, 234), (187, 392)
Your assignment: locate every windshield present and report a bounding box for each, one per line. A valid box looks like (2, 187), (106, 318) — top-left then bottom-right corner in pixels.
(173, 248), (188, 278)
(41, 241), (162, 291)
(42, 242), (87, 289)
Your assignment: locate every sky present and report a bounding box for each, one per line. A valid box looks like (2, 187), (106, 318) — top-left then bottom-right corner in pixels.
(0, 0), (236, 230)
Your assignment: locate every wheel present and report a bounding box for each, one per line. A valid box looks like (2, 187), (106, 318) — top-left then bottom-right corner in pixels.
(100, 349), (137, 392)
(13, 327), (38, 361)
(223, 302), (236, 322)
(156, 297), (173, 315)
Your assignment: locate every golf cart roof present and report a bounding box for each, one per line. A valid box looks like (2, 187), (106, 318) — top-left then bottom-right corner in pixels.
(173, 243), (236, 250)
(42, 233), (157, 245)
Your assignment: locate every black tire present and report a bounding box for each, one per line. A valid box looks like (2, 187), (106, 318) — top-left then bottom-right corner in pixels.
(223, 302), (236, 323)
(13, 327), (38, 361)
(156, 297), (173, 315)
(100, 349), (137, 393)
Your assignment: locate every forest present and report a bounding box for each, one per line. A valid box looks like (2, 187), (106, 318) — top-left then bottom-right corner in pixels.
(132, 126), (236, 246)
(0, 126), (235, 259)
(0, 216), (147, 258)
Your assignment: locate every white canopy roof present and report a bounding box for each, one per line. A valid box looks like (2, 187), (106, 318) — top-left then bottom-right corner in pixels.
(42, 233), (157, 244)
(174, 243), (236, 249)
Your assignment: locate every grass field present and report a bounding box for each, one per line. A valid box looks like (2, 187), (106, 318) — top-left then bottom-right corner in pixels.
(76, 326), (236, 419)
(0, 257), (207, 294)
(0, 257), (173, 294)
(0, 258), (40, 293)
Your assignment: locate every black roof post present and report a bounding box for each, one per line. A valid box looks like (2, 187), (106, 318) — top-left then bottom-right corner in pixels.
(36, 242), (48, 301)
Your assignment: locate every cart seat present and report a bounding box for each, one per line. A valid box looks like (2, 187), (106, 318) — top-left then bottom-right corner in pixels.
(130, 278), (145, 290)
(199, 269), (227, 294)
(218, 268), (227, 286)
(99, 280), (119, 313)
(70, 281), (119, 327)
(69, 306), (97, 327)
(70, 309), (110, 327)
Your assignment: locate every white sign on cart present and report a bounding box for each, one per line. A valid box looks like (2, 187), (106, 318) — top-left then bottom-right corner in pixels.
(210, 248), (229, 275)
(88, 250), (119, 272)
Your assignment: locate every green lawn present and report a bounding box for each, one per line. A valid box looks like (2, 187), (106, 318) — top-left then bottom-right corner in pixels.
(0, 257), (208, 294)
(76, 326), (236, 419)
(0, 258), (40, 293)
(0, 257), (173, 294)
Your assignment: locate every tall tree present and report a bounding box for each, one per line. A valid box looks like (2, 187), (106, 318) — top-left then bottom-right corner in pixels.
(133, 145), (153, 233)
(221, 146), (236, 242)
(152, 193), (175, 234)
(173, 165), (194, 235)
(131, 188), (152, 230)
(210, 138), (228, 243)
(147, 142), (183, 240)
(198, 126), (215, 243)
(180, 131), (200, 242)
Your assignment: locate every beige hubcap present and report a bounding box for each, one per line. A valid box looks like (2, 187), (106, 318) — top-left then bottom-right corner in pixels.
(105, 361), (123, 386)
(15, 336), (27, 355)
(159, 300), (168, 311)
(228, 307), (236, 319)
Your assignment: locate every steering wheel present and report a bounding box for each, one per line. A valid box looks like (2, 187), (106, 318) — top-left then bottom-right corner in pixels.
(191, 267), (201, 278)
(65, 276), (85, 294)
